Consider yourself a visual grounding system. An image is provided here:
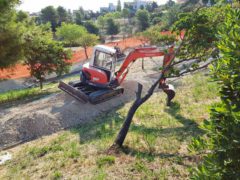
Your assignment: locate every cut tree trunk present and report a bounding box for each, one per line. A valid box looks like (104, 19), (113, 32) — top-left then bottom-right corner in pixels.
(112, 72), (164, 148)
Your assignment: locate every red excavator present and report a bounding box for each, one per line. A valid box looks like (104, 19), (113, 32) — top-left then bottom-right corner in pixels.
(59, 45), (175, 105)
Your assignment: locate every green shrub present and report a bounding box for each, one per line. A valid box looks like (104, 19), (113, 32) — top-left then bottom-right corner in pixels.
(190, 8), (240, 179)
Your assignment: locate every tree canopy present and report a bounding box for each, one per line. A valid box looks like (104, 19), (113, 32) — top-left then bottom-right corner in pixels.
(56, 23), (87, 46)
(84, 21), (99, 35)
(24, 25), (71, 88)
(40, 6), (59, 31)
(0, 0), (25, 69)
(117, 0), (122, 12)
(106, 18), (120, 36)
(78, 33), (99, 59)
(136, 9), (150, 31)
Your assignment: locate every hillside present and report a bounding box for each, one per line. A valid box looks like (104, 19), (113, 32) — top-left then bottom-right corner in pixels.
(0, 72), (219, 179)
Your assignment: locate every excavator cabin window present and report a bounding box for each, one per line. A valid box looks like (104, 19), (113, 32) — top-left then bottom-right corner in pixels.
(93, 50), (114, 71)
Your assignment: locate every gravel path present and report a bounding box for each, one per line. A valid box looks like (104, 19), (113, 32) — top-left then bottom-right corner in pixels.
(0, 58), (164, 150)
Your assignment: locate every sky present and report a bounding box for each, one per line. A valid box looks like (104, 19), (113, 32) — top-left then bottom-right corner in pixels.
(18, 0), (169, 13)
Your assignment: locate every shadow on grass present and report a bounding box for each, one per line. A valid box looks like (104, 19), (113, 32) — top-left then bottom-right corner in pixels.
(129, 102), (203, 142)
(121, 146), (191, 163)
(70, 107), (125, 144)
(164, 102), (203, 136)
(71, 101), (202, 148)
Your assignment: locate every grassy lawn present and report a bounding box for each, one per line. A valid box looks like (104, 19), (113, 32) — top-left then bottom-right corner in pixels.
(0, 75), (80, 108)
(0, 72), (219, 179)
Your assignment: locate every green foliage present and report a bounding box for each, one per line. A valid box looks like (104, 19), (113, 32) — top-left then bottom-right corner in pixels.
(106, 18), (119, 36)
(0, 19), (25, 68)
(146, 1), (158, 12)
(0, 0), (19, 12)
(52, 171), (62, 180)
(0, 87), (54, 105)
(104, 12), (122, 19)
(16, 10), (28, 22)
(136, 9), (150, 31)
(78, 33), (99, 59)
(166, 0), (176, 8)
(0, 0), (25, 68)
(138, 25), (176, 46)
(97, 16), (105, 31)
(190, 8), (240, 179)
(122, 8), (130, 18)
(162, 4), (181, 29)
(24, 25), (71, 88)
(117, 0), (122, 12)
(84, 20), (99, 35)
(96, 156), (115, 168)
(75, 11), (83, 25)
(172, 6), (228, 63)
(56, 23), (87, 46)
(56, 6), (68, 25)
(40, 6), (58, 31)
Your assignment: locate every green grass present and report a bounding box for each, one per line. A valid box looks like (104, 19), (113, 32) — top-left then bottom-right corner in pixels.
(0, 72), (219, 179)
(96, 156), (115, 168)
(0, 75), (79, 107)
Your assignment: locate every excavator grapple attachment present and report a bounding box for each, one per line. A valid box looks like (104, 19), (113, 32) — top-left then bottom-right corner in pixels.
(58, 81), (124, 104)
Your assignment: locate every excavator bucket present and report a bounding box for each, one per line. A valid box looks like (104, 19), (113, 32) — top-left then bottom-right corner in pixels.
(58, 81), (89, 103)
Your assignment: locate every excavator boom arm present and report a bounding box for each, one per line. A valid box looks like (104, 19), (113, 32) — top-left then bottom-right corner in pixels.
(116, 46), (174, 84)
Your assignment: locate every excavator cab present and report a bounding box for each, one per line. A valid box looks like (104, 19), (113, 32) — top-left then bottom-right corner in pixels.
(80, 45), (118, 87)
(92, 48), (116, 82)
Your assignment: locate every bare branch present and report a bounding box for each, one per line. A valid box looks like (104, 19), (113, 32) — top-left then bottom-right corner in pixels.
(171, 58), (199, 66)
(168, 62), (212, 78)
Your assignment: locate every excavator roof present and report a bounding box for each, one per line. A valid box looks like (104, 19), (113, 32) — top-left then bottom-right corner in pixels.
(94, 45), (116, 55)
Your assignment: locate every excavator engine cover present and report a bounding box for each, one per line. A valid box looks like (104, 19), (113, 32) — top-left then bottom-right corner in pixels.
(82, 63), (109, 85)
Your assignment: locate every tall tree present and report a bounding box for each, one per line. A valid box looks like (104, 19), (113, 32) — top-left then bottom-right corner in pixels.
(57, 6), (68, 25)
(136, 9), (150, 31)
(40, 6), (58, 31)
(166, 0), (176, 7)
(75, 11), (83, 25)
(67, 9), (73, 23)
(162, 4), (181, 29)
(117, 0), (122, 12)
(0, 0), (24, 68)
(84, 21), (99, 35)
(122, 8), (130, 37)
(152, 1), (158, 10)
(97, 16), (106, 33)
(106, 18), (119, 39)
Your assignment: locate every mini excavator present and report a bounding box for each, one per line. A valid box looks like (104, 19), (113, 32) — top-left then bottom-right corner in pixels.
(59, 45), (175, 105)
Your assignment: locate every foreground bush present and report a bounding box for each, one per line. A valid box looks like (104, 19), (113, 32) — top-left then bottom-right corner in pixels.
(190, 8), (240, 179)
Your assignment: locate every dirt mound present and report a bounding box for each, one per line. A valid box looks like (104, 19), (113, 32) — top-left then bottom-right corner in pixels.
(0, 81), (151, 149)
